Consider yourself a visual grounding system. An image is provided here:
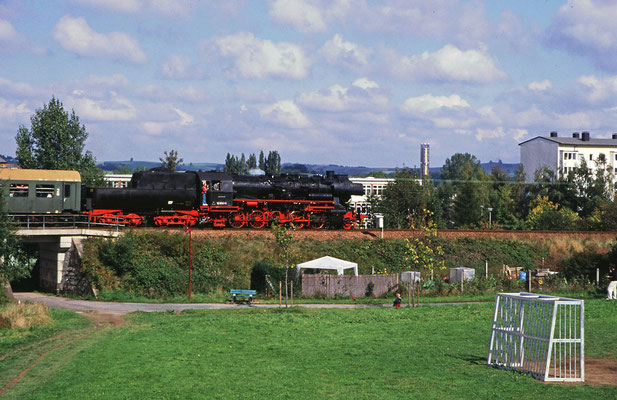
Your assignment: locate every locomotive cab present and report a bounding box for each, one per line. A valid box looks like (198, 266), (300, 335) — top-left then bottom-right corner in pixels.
(198, 172), (234, 207)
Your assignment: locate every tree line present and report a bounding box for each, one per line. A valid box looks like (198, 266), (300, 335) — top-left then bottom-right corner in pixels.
(370, 152), (617, 230)
(224, 150), (281, 175)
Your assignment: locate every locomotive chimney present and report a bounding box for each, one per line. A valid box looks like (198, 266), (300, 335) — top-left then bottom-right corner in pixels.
(572, 132), (580, 139)
(612, 133), (617, 140)
(550, 131), (558, 137)
(582, 131), (590, 141)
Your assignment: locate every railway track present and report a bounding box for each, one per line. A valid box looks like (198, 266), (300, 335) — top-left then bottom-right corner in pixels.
(143, 228), (617, 241)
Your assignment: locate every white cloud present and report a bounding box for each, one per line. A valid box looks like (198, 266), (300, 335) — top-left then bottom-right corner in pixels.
(401, 93), (470, 114)
(528, 79), (552, 91)
(352, 77), (378, 90)
(0, 77), (43, 98)
(0, 18), (46, 55)
(161, 54), (204, 80)
(260, 100), (309, 128)
(547, 0), (617, 71)
(71, 93), (137, 121)
(512, 128), (528, 142)
(576, 75), (617, 103)
(475, 126), (507, 141)
(386, 44), (506, 84)
(142, 107), (194, 135)
(0, 18), (19, 44)
(269, 0), (326, 33)
(269, 0), (351, 33)
(297, 82), (387, 112)
(207, 32), (309, 79)
(320, 34), (371, 69)
(0, 98), (30, 118)
(53, 15), (147, 64)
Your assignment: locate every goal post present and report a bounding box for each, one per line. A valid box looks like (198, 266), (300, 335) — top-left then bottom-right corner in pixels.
(487, 292), (584, 382)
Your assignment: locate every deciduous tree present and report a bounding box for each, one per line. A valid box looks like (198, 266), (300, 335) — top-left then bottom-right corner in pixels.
(0, 185), (29, 299)
(160, 150), (184, 172)
(15, 97), (104, 186)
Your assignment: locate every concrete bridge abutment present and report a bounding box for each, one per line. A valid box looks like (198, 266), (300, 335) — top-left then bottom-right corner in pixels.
(17, 229), (121, 295)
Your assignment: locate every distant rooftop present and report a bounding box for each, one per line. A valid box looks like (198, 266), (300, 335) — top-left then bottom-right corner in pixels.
(519, 131), (617, 146)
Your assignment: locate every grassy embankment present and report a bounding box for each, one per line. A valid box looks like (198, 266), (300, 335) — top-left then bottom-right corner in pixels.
(1, 300), (616, 399)
(70, 230), (614, 303)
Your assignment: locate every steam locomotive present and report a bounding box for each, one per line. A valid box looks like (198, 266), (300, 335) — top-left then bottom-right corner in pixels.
(83, 169), (364, 229)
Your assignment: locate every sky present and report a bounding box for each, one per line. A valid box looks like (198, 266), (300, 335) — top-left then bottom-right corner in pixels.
(2, 0), (617, 168)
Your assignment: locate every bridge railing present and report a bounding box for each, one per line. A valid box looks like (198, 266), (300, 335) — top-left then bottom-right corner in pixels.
(9, 214), (125, 231)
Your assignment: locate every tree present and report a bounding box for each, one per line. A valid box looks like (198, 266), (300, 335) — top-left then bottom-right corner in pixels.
(247, 153), (257, 170)
(15, 97), (104, 186)
(377, 168), (426, 229)
(405, 210), (445, 279)
(264, 151), (281, 175)
(451, 161), (488, 227)
(440, 153), (482, 182)
(0, 185), (29, 299)
(438, 153), (488, 228)
(526, 195), (579, 230)
(258, 151), (265, 171)
(160, 150), (184, 172)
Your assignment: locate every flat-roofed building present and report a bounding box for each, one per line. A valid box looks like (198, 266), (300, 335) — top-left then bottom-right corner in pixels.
(519, 131), (617, 181)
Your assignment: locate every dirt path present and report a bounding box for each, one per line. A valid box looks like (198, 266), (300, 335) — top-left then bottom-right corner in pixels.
(0, 310), (125, 396)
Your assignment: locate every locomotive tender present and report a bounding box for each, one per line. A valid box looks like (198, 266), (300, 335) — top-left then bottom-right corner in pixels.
(82, 168), (365, 229)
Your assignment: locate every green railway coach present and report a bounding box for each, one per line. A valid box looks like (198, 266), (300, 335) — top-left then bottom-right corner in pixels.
(0, 169), (82, 214)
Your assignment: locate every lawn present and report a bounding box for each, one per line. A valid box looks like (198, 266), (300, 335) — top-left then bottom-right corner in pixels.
(1, 300), (616, 399)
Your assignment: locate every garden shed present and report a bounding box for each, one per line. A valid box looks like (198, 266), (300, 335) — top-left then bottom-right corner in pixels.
(296, 256), (358, 276)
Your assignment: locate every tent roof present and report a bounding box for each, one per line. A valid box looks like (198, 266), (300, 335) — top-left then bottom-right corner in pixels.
(296, 256), (358, 275)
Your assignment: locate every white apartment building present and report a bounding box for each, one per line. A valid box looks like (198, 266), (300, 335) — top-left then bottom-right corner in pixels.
(104, 173), (132, 188)
(349, 176), (395, 214)
(519, 131), (617, 181)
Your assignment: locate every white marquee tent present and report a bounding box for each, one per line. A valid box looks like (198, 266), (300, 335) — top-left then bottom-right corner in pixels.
(296, 256), (358, 276)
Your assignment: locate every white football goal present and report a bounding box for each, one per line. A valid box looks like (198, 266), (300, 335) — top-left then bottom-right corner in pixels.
(487, 292), (584, 382)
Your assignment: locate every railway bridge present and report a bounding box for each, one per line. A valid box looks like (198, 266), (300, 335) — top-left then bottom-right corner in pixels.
(16, 228), (122, 294)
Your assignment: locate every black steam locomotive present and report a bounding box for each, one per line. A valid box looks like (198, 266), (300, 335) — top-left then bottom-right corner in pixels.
(84, 169), (364, 229)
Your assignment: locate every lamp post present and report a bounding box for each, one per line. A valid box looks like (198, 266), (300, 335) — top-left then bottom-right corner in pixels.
(185, 225), (192, 299)
(487, 207), (493, 229)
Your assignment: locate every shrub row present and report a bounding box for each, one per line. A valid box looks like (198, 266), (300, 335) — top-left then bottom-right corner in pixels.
(80, 231), (567, 298)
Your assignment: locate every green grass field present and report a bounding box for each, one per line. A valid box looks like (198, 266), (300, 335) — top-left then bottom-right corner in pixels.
(1, 301), (616, 399)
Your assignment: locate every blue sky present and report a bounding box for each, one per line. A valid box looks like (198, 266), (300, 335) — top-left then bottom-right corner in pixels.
(2, 0), (617, 169)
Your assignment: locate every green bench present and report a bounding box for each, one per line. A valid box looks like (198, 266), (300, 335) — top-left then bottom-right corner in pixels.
(229, 289), (256, 304)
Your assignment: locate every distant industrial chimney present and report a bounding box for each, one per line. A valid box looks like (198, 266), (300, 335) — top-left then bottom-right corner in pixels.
(572, 132), (580, 138)
(420, 143), (430, 177)
(582, 131), (590, 141)
(550, 131), (558, 137)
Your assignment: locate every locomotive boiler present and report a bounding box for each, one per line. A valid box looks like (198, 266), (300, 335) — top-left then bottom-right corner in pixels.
(84, 169), (364, 229)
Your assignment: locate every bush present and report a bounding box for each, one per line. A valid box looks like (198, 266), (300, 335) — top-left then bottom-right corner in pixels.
(250, 261), (286, 295)
(82, 231), (232, 298)
(559, 249), (607, 282)
(0, 302), (51, 329)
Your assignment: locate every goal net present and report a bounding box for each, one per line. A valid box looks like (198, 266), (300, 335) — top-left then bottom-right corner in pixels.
(487, 292), (584, 382)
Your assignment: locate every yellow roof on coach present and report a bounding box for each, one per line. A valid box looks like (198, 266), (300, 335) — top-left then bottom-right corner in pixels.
(0, 168), (81, 182)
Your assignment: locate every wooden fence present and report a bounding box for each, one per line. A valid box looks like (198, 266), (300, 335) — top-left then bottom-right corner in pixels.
(301, 274), (399, 298)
